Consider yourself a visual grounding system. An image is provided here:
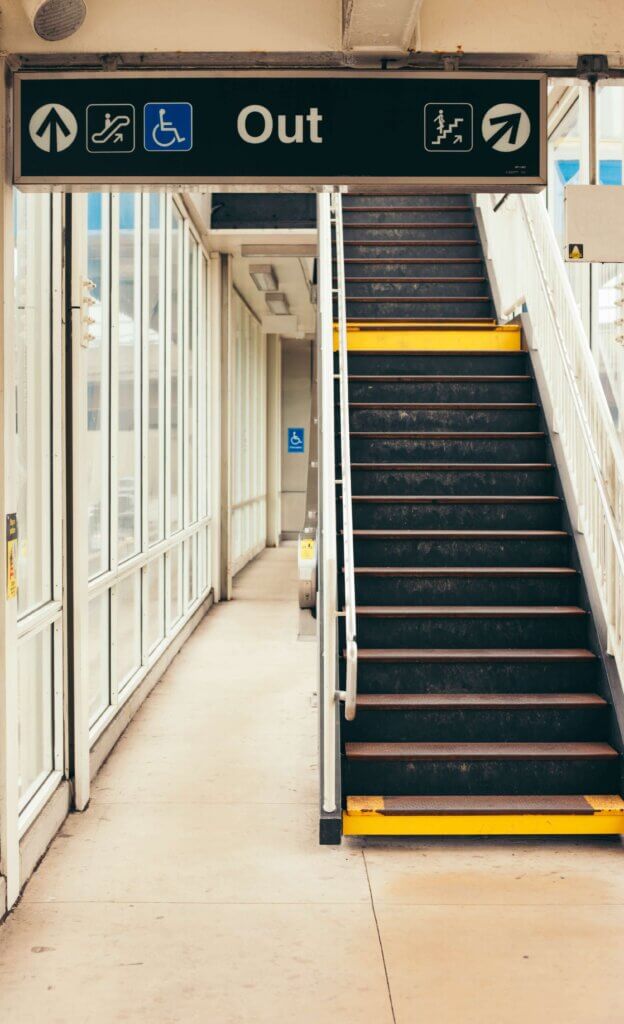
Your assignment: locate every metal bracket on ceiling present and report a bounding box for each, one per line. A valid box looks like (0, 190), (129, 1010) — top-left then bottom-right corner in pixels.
(576, 54), (609, 82)
(441, 53), (463, 73)
(100, 53), (122, 72)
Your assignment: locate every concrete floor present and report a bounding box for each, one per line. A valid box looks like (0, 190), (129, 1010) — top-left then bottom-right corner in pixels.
(0, 545), (623, 1023)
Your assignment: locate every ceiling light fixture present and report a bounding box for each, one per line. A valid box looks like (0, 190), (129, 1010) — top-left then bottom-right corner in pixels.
(249, 264), (278, 292)
(265, 292), (290, 315)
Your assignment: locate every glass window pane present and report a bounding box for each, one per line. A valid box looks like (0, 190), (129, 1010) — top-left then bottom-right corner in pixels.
(168, 543), (182, 627)
(88, 590), (110, 726)
(198, 255), (208, 520)
(87, 193), (111, 579)
(13, 190), (53, 617)
(148, 194), (165, 545)
(116, 194), (142, 562)
(116, 571), (141, 688)
(169, 204), (184, 534)
(18, 628), (54, 808)
(146, 556), (165, 653)
(186, 237), (198, 525)
(547, 96), (590, 332)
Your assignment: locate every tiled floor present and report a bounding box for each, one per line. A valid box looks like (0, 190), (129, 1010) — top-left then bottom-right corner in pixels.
(0, 546), (623, 1023)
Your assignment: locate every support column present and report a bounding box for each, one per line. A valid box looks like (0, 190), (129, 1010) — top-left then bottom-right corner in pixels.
(0, 59), (20, 909)
(266, 333), (282, 547)
(219, 253), (233, 600)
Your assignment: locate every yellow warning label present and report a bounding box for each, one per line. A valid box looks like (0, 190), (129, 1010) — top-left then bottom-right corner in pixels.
(568, 243), (584, 260)
(6, 513), (17, 600)
(299, 538), (316, 561)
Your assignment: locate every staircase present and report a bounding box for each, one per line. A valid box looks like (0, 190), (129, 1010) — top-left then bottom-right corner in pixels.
(333, 194), (624, 838)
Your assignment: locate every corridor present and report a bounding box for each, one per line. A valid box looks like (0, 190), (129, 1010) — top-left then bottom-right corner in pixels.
(0, 547), (622, 1023)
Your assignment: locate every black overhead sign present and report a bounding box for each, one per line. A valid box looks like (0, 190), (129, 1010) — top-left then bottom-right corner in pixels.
(14, 72), (547, 190)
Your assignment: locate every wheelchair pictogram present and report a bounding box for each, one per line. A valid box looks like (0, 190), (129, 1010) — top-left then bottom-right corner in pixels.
(144, 103), (193, 152)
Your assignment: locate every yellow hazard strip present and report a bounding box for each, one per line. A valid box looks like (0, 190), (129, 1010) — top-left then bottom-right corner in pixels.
(342, 811), (624, 836)
(333, 323), (521, 352)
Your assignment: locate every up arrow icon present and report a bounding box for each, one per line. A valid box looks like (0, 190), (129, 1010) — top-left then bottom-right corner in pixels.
(29, 103), (78, 154)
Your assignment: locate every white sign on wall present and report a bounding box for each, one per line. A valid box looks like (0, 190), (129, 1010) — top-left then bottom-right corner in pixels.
(565, 185), (624, 263)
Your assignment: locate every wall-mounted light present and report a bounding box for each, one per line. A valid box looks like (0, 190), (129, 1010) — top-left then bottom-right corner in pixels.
(265, 292), (290, 315)
(249, 264), (278, 292)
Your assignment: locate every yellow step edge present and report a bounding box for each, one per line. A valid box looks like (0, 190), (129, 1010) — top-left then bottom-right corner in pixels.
(343, 795), (624, 837)
(332, 323), (521, 352)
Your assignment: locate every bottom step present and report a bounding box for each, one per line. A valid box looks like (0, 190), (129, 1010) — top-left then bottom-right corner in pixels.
(343, 794), (624, 836)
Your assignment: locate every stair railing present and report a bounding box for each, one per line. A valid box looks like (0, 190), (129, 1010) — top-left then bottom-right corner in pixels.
(477, 192), (624, 679)
(317, 192), (339, 815)
(331, 191), (358, 722)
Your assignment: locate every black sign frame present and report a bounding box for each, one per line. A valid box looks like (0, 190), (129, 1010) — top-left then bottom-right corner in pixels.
(13, 71), (547, 191)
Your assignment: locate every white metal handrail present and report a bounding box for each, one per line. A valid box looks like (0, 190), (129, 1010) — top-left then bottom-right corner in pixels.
(317, 192), (338, 813)
(331, 192), (358, 721)
(477, 192), (624, 678)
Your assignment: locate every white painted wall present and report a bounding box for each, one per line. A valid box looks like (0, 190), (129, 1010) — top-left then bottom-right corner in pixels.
(419, 0), (624, 56)
(280, 338), (312, 537)
(5, 0), (341, 52)
(6, 0), (624, 56)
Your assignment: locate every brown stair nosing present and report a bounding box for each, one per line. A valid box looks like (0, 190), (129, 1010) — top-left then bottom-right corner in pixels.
(355, 648), (597, 663)
(351, 528), (566, 538)
(355, 605), (586, 618)
(351, 566), (576, 577)
(348, 431), (545, 440)
(356, 692), (606, 710)
(352, 495), (559, 504)
(345, 795), (600, 816)
(351, 462), (552, 471)
(345, 741), (618, 761)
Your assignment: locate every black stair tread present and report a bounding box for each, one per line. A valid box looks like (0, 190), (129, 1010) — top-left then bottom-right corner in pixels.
(352, 495), (560, 503)
(350, 528), (566, 537)
(351, 463), (552, 472)
(355, 605), (586, 618)
(345, 795), (616, 815)
(345, 741), (618, 761)
(342, 258), (484, 263)
(343, 206), (474, 213)
(352, 566), (576, 576)
(350, 402), (536, 409)
(344, 276), (487, 284)
(349, 431), (545, 439)
(344, 221), (476, 229)
(344, 240), (481, 246)
(344, 296), (492, 304)
(356, 692), (606, 709)
(355, 648), (597, 663)
(348, 375), (532, 382)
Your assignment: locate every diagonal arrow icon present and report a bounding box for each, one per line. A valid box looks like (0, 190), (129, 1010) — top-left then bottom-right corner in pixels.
(486, 111), (522, 149)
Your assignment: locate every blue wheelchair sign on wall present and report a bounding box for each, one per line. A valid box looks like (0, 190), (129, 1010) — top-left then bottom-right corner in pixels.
(287, 428), (305, 454)
(144, 103), (193, 152)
